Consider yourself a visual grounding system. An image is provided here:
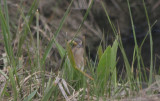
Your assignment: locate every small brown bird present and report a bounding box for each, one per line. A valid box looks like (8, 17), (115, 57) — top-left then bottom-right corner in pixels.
(68, 38), (85, 71)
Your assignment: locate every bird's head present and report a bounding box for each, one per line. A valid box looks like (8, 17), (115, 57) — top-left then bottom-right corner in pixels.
(68, 38), (83, 48)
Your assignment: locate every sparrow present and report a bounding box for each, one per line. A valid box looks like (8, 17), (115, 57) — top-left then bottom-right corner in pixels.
(68, 38), (85, 71)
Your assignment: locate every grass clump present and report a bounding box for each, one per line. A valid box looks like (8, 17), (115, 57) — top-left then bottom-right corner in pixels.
(0, 0), (160, 100)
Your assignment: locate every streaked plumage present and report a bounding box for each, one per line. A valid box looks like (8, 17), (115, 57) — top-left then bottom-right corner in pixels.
(68, 38), (84, 71)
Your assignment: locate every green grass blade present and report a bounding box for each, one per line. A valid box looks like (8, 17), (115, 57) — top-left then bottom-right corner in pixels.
(3, 0), (10, 32)
(41, 0), (74, 66)
(0, 5), (13, 66)
(127, 0), (142, 82)
(100, 1), (133, 83)
(139, 21), (156, 82)
(111, 40), (118, 87)
(23, 90), (37, 101)
(17, 0), (38, 57)
(142, 0), (153, 85)
(0, 70), (8, 79)
(97, 45), (103, 61)
(96, 45), (111, 95)
(36, 9), (40, 70)
(8, 67), (18, 101)
(72, 0), (94, 39)
(97, 46), (111, 81)
(42, 82), (56, 101)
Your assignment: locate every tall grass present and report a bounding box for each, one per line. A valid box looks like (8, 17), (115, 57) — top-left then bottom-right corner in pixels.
(0, 0), (158, 100)
(100, 1), (134, 89)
